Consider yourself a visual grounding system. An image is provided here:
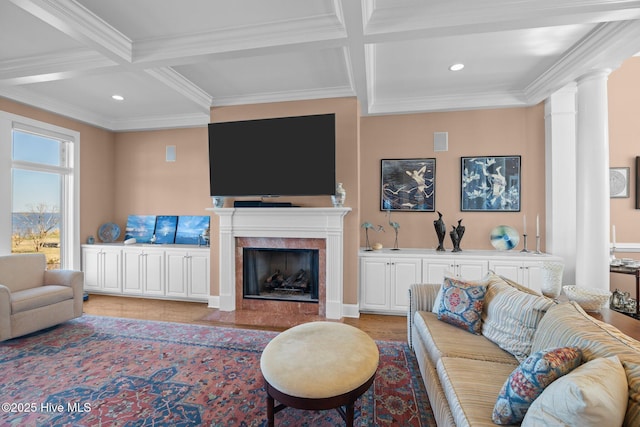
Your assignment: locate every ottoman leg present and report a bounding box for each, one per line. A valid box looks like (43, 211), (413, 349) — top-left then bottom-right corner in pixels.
(345, 402), (354, 426)
(267, 394), (274, 427)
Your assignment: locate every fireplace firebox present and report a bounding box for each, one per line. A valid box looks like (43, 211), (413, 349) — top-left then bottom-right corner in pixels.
(243, 248), (319, 303)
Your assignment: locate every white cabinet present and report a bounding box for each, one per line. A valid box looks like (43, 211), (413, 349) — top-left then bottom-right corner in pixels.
(165, 249), (210, 301)
(82, 244), (209, 302)
(122, 247), (165, 296)
(360, 256), (421, 313)
(82, 245), (122, 292)
(359, 248), (564, 313)
(488, 259), (544, 293)
(422, 256), (488, 284)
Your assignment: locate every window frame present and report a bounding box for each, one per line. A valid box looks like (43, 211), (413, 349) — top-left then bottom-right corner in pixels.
(0, 111), (80, 269)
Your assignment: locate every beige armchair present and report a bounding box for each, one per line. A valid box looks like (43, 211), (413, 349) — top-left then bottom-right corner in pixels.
(0, 253), (83, 341)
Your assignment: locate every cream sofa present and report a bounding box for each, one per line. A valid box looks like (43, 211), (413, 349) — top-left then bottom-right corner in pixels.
(408, 274), (640, 427)
(0, 253), (83, 341)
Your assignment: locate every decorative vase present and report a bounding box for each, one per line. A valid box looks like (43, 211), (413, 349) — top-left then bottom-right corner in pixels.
(212, 196), (225, 208)
(332, 183), (346, 207)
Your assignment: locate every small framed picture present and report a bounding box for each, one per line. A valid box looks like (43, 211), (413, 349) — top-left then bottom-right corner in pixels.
(461, 155), (521, 212)
(610, 167), (630, 198)
(381, 158), (435, 211)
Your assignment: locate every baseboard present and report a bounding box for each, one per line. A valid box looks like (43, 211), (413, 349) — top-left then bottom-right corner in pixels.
(342, 303), (360, 318)
(208, 295), (220, 309)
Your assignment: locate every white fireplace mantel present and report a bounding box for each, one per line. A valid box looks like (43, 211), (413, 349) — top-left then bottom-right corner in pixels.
(207, 207), (351, 319)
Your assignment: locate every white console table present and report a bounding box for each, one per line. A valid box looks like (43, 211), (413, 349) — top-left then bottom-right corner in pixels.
(82, 243), (210, 302)
(359, 248), (563, 315)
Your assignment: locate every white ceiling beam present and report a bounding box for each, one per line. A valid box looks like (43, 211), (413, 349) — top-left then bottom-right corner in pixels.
(144, 67), (213, 113)
(339, 0), (369, 115)
(525, 20), (640, 104)
(9, 0), (132, 64)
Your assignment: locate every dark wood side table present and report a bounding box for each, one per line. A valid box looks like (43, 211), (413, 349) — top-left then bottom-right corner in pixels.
(610, 265), (640, 315)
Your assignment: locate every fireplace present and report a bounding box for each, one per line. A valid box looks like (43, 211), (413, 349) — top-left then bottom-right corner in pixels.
(210, 207), (350, 319)
(243, 247), (319, 303)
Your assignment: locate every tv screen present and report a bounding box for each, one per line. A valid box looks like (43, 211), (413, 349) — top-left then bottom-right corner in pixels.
(208, 114), (336, 197)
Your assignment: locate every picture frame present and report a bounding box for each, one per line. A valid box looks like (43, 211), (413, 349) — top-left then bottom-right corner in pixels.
(381, 158), (435, 212)
(461, 155), (521, 212)
(610, 167), (630, 198)
(636, 157), (640, 209)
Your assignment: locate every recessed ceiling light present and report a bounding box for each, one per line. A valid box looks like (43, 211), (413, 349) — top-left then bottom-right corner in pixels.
(111, 94), (124, 101)
(449, 63), (465, 71)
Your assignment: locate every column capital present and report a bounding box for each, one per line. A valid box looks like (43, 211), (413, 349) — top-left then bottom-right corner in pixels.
(577, 68), (613, 85)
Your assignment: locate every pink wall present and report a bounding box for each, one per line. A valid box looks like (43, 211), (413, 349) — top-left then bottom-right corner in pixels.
(608, 56), (640, 294)
(360, 104), (546, 251)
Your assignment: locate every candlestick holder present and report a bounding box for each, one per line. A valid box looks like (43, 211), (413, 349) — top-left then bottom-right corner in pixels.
(520, 234), (530, 253)
(534, 236), (542, 254)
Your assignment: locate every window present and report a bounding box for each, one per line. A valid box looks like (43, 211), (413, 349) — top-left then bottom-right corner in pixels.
(0, 112), (80, 269)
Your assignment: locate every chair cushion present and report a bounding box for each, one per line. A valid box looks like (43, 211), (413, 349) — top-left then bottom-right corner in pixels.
(11, 285), (74, 314)
(0, 254), (46, 292)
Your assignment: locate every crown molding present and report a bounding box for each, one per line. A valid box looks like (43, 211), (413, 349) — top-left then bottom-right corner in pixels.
(134, 14), (346, 65)
(368, 90), (528, 115)
(10, 0), (132, 63)
(525, 20), (640, 104)
(0, 49), (116, 84)
(144, 67), (212, 112)
(212, 86), (355, 108)
(109, 113), (210, 132)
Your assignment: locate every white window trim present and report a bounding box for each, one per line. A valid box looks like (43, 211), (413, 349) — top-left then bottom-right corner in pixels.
(0, 111), (80, 269)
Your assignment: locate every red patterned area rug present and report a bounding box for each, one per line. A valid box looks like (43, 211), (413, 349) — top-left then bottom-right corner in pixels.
(0, 315), (435, 426)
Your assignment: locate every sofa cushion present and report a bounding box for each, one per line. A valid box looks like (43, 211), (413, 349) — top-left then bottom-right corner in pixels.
(11, 285), (74, 314)
(482, 278), (555, 362)
(436, 275), (488, 334)
(414, 311), (516, 367)
(532, 302), (640, 427)
(623, 361), (640, 427)
(492, 346), (583, 425)
(437, 356), (518, 427)
(522, 356), (628, 427)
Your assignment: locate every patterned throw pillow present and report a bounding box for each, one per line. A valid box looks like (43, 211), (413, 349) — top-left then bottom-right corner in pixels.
(492, 346), (583, 425)
(623, 361), (640, 427)
(436, 275), (488, 334)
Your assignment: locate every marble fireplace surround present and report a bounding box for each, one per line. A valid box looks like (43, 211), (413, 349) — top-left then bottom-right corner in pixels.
(210, 207), (351, 319)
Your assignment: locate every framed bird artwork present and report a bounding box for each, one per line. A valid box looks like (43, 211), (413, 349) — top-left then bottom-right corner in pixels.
(381, 158), (436, 212)
(461, 155), (521, 212)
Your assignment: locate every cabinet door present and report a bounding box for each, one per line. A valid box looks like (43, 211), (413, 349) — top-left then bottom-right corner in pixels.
(422, 258), (454, 284)
(101, 249), (122, 292)
(488, 260), (522, 284)
(456, 259), (488, 280)
(521, 261), (543, 292)
(360, 258), (389, 311)
(389, 258), (422, 311)
(143, 251), (165, 296)
(188, 252), (210, 299)
(122, 250), (143, 294)
(166, 251), (188, 297)
(82, 247), (102, 290)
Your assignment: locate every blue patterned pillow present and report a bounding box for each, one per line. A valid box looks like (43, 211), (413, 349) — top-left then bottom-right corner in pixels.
(492, 346), (583, 425)
(436, 276), (487, 334)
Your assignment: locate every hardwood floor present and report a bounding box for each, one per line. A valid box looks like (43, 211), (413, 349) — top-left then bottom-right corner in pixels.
(82, 294), (408, 342)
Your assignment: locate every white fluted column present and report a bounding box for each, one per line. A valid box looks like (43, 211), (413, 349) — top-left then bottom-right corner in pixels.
(544, 83), (577, 285)
(575, 69), (611, 291)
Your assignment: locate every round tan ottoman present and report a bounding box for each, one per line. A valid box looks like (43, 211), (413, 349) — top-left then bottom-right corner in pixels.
(260, 321), (379, 426)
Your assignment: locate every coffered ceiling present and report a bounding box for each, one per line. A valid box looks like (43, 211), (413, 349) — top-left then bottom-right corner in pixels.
(1, 0), (640, 131)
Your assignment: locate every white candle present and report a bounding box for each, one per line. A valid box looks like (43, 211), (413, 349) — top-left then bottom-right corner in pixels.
(536, 215), (540, 237)
(523, 215), (527, 234)
(613, 225), (616, 247)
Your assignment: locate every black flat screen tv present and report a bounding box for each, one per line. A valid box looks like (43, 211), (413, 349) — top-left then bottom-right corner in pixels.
(208, 114), (336, 197)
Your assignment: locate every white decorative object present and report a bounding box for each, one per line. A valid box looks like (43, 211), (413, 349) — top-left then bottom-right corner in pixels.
(563, 285), (611, 312)
(212, 196), (225, 208)
(332, 182), (346, 207)
(540, 262), (563, 298)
